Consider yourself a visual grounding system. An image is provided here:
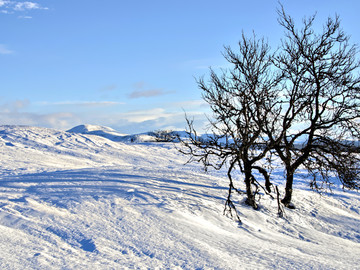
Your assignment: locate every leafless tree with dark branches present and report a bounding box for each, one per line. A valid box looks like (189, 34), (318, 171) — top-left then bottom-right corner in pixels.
(179, 34), (282, 220)
(179, 5), (360, 219)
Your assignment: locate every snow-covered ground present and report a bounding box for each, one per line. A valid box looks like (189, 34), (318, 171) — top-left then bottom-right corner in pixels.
(0, 125), (359, 269)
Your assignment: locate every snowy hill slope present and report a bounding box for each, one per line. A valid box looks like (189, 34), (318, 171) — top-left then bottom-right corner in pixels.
(0, 125), (359, 269)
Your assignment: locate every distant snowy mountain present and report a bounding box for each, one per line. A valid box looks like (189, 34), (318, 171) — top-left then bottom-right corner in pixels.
(67, 124), (128, 142)
(0, 125), (359, 269)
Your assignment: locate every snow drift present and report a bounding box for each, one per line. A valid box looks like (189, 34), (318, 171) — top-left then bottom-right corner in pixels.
(0, 125), (359, 269)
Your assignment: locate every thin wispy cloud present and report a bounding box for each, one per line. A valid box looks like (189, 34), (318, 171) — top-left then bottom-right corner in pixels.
(129, 81), (174, 99)
(18, 15), (32, 19)
(172, 99), (208, 109)
(0, 44), (13, 54)
(39, 101), (125, 107)
(130, 89), (172, 99)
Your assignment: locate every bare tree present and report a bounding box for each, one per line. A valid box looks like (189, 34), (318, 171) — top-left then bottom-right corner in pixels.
(181, 6), (360, 217)
(179, 34), (281, 220)
(266, 7), (360, 207)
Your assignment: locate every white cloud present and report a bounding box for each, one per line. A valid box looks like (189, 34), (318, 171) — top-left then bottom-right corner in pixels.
(14, 1), (45, 11)
(0, 100), (80, 130)
(0, 1), (48, 15)
(120, 108), (169, 123)
(0, 111), (80, 130)
(101, 108), (188, 134)
(41, 112), (78, 129)
(0, 44), (13, 54)
(0, 99), (29, 112)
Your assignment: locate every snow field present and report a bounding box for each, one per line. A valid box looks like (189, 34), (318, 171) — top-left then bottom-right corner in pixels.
(0, 125), (359, 269)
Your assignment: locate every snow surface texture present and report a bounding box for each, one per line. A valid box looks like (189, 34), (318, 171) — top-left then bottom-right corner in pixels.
(0, 125), (359, 269)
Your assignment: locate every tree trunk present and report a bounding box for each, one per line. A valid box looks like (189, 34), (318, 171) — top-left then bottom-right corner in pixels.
(281, 168), (295, 208)
(244, 168), (258, 209)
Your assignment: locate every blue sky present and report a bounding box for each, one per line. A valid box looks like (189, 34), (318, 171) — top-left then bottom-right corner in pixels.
(1, 0), (360, 133)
